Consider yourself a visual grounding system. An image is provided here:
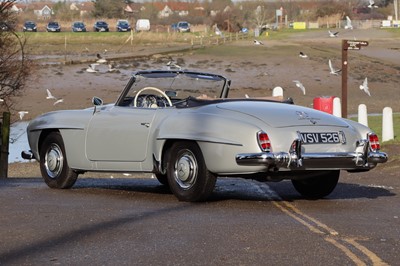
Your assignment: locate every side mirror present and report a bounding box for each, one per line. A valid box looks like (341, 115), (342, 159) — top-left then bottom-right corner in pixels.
(92, 96), (103, 106)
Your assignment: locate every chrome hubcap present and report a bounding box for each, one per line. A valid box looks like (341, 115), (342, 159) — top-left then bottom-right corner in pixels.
(174, 151), (197, 189)
(45, 144), (63, 178)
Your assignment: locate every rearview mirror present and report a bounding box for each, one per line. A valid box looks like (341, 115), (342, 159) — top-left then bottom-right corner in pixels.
(92, 96), (103, 106)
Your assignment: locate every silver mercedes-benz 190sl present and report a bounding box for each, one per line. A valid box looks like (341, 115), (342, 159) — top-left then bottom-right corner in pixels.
(22, 70), (388, 201)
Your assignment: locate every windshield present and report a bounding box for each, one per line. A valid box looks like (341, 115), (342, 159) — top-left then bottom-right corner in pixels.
(117, 71), (229, 107)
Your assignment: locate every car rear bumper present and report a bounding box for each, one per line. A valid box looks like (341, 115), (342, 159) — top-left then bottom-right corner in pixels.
(236, 139), (388, 171)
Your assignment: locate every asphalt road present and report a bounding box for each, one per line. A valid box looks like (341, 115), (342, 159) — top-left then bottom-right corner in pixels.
(0, 168), (398, 265)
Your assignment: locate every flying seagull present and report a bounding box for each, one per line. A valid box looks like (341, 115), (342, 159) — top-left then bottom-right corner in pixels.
(96, 53), (107, 64)
(359, 77), (371, 96)
(368, 0), (378, 8)
(254, 39), (264, 45)
(299, 51), (308, 58)
(328, 59), (341, 75)
(345, 16), (353, 29)
(293, 80), (306, 95)
(46, 89), (57, 100)
(86, 63), (99, 73)
(54, 98), (64, 105)
(18, 111), (28, 120)
(328, 30), (339, 37)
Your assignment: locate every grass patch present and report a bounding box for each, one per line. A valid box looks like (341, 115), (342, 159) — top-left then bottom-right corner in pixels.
(350, 113), (400, 146)
(20, 31), (191, 54)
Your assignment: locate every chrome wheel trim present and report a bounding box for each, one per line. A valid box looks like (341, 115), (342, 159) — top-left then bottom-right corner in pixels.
(173, 150), (198, 189)
(44, 143), (64, 179)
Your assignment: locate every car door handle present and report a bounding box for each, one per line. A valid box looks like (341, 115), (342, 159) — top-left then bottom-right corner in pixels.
(141, 123), (150, 128)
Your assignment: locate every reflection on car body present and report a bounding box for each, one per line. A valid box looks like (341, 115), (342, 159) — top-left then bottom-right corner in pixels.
(23, 70), (388, 202)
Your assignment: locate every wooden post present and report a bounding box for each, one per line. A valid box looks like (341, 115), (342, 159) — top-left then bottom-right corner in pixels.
(0, 112), (10, 178)
(341, 39), (369, 119)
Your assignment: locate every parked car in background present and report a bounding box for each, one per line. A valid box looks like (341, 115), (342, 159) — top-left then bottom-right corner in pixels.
(116, 19), (131, 32)
(177, 21), (190, 32)
(0, 21), (14, 31)
(93, 21), (109, 32)
(46, 21), (61, 32)
(71, 21), (87, 32)
(22, 70), (388, 202)
(23, 21), (37, 32)
(135, 19), (150, 32)
(171, 23), (178, 32)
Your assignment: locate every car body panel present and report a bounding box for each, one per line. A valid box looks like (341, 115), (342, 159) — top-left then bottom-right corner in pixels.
(25, 70), (387, 178)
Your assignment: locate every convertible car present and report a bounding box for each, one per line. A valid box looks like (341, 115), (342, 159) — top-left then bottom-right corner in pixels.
(22, 70), (388, 201)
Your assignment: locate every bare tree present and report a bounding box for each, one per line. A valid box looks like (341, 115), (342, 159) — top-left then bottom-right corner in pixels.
(0, 0), (32, 112)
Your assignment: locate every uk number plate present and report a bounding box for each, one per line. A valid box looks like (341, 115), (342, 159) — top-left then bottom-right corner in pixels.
(300, 132), (342, 144)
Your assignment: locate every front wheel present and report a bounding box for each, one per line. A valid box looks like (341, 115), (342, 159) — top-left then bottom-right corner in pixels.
(291, 170), (340, 199)
(167, 141), (216, 202)
(39, 132), (78, 189)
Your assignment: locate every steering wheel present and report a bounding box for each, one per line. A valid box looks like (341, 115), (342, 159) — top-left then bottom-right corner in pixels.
(133, 86), (173, 108)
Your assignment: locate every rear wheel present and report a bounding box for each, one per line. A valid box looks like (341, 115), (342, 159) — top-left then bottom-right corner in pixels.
(291, 170), (340, 199)
(166, 141), (216, 202)
(39, 132), (78, 189)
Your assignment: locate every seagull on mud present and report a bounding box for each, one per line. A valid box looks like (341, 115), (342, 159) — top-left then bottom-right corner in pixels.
(293, 80), (306, 95)
(215, 25), (224, 37)
(108, 63), (117, 72)
(18, 111), (28, 120)
(46, 89), (57, 100)
(368, 0), (378, 8)
(86, 63), (99, 73)
(96, 53), (107, 64)
(359, 77), (371, 96)
(328, 59), (341, 75)
(166, 60), (181, 70)
(328, 30), (339, 37)
(0, 98), (4, 102)
(345, 16), (353, 29)
(299, 51), (308, 58)
(254, 39), (264, 45)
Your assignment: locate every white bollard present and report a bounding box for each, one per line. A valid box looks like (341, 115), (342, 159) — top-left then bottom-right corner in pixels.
(333, 97), (342, 117)
(272, 86), (283, 97)
(382, 107), (394, 142)
(358, 104), (368, 127)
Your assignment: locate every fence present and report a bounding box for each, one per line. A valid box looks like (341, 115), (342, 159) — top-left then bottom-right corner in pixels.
(0, 112), (10, 178)
(189, 32), (250, 48)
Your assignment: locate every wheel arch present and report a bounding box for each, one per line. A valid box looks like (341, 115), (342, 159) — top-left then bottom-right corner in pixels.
(37, 129), (61, 160)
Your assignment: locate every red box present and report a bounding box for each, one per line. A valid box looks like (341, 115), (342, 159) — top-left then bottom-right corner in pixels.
(313, 96), (336, 114)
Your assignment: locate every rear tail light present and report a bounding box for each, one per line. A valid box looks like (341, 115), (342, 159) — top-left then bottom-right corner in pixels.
(257, 131), (271, 152)
(368, 133), (380, 151)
